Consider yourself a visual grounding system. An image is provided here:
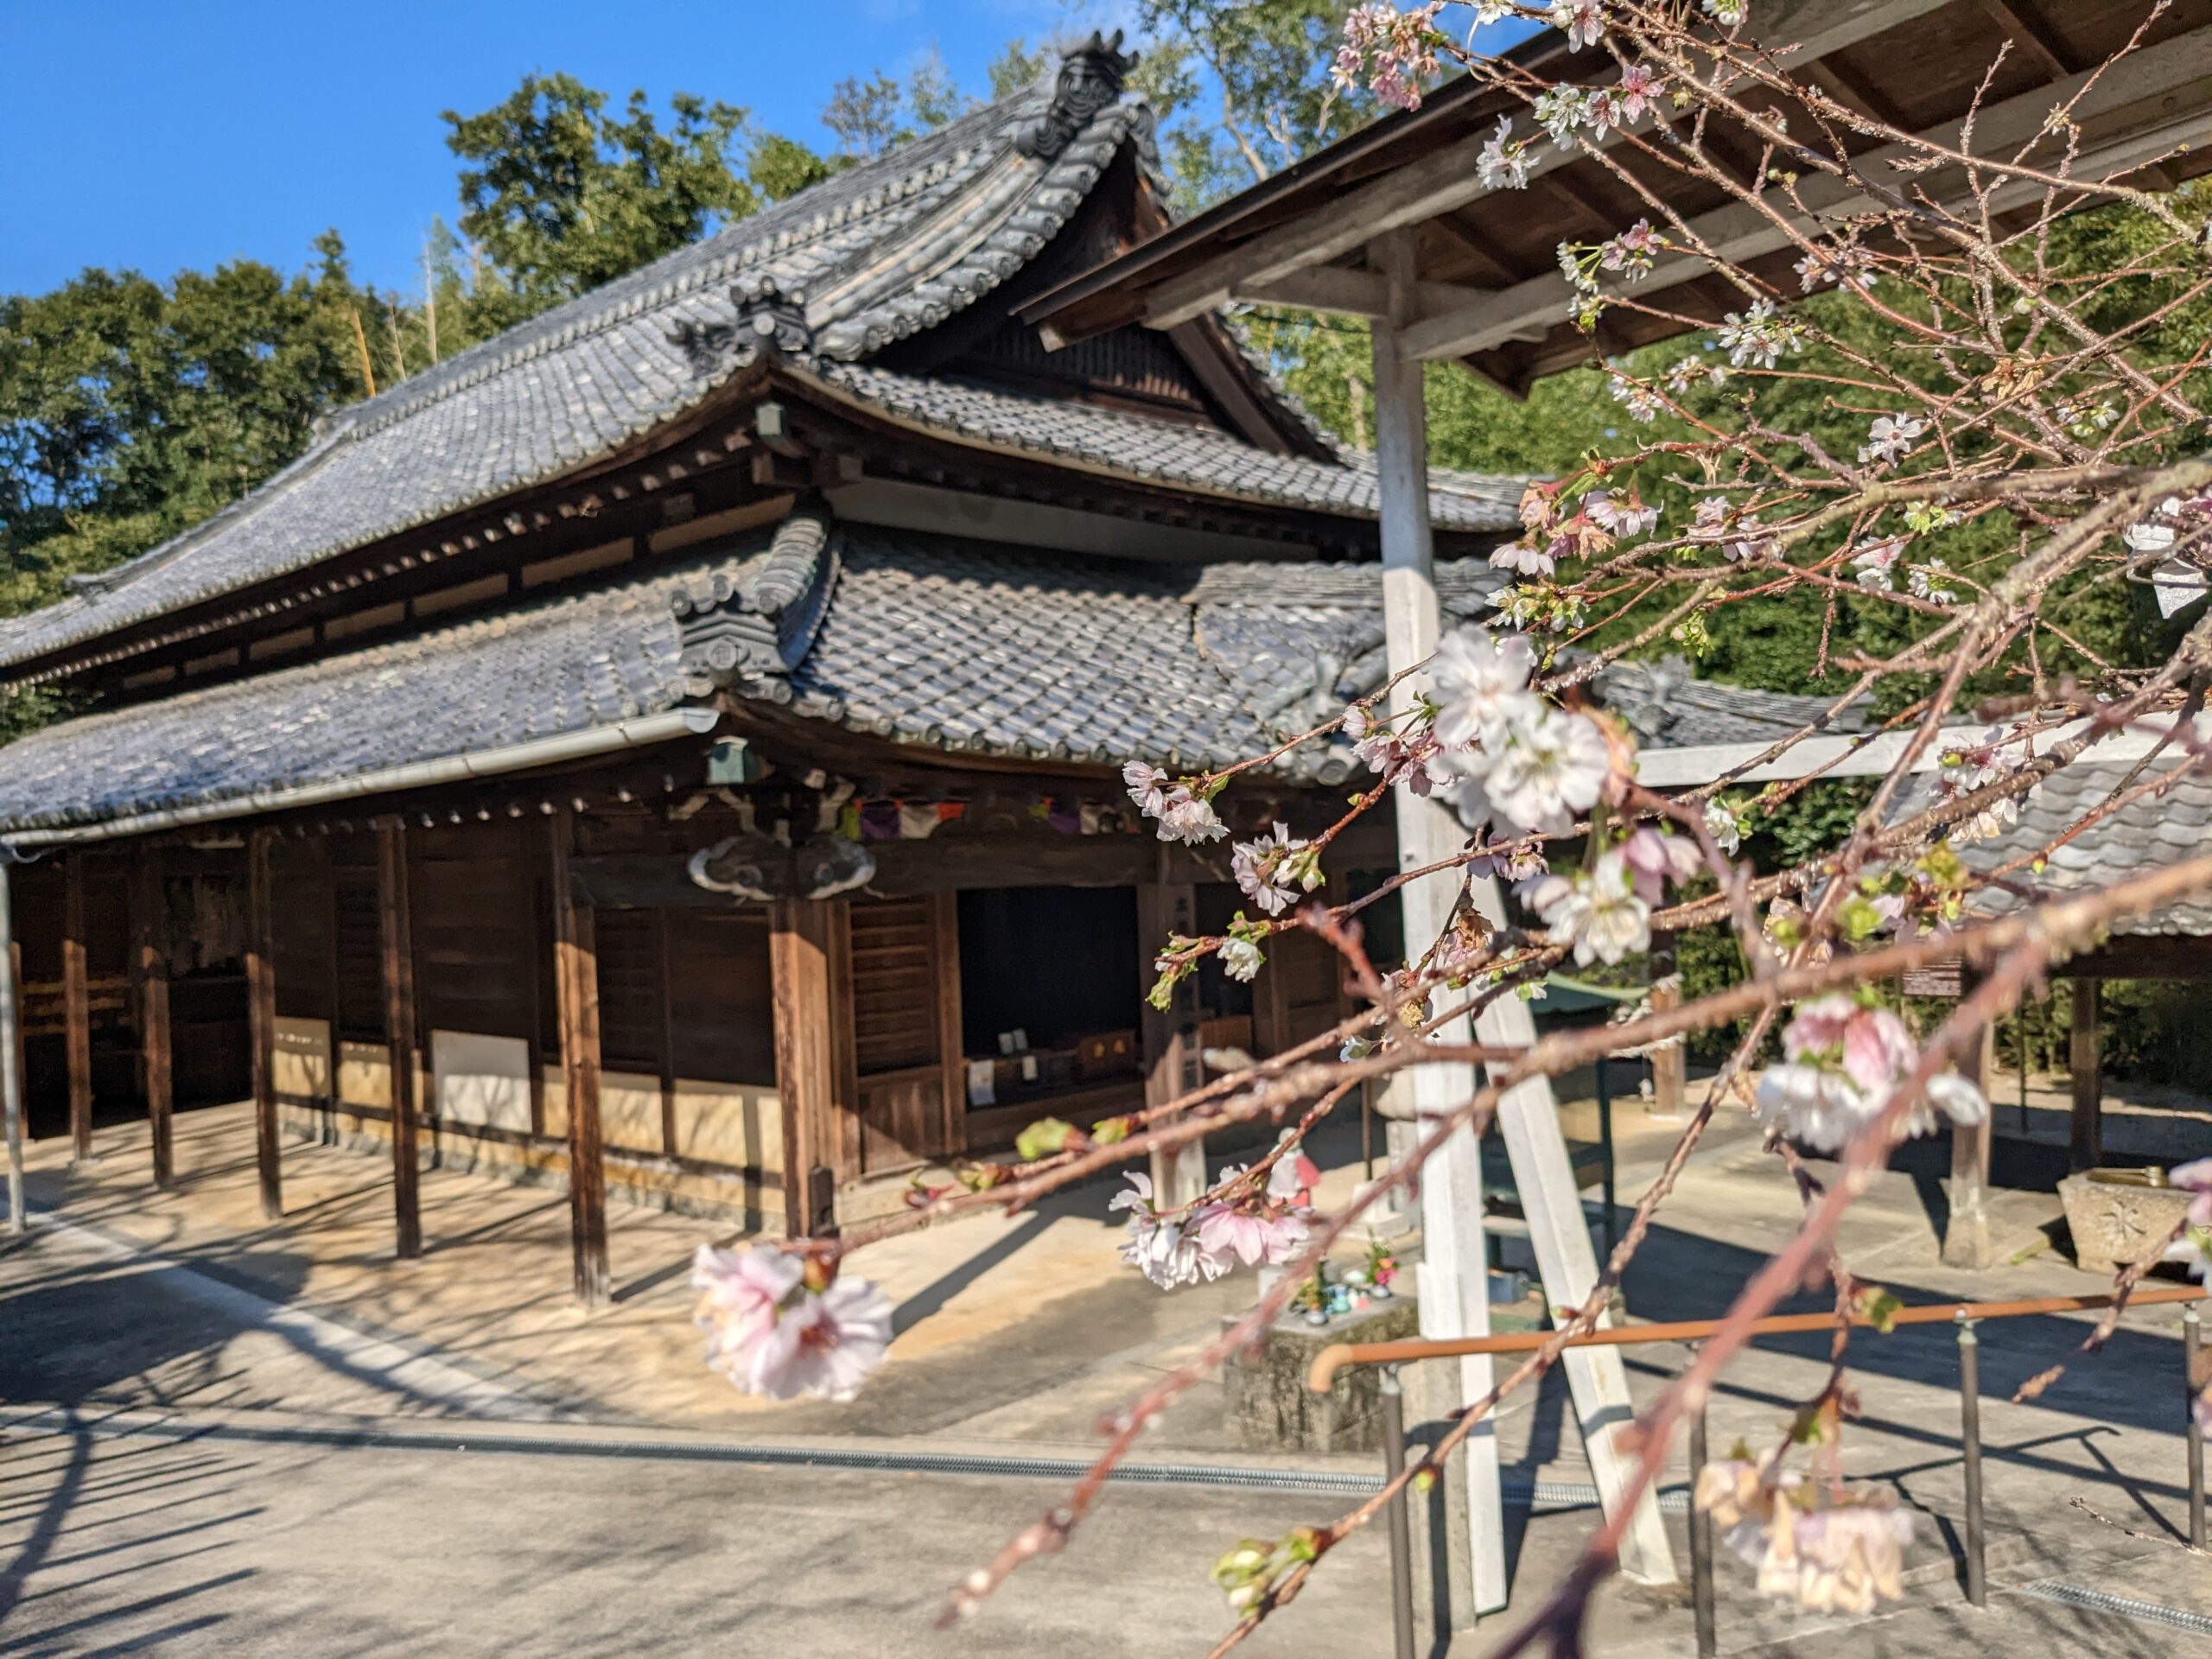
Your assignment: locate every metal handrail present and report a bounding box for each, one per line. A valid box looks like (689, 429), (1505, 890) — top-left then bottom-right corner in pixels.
(1306, 1281), (2206, 1392)
(1309, 1281), (2207, 1657)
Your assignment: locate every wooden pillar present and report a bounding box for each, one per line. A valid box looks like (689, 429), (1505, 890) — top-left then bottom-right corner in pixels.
(1942, 979), (1997, 1268)
(1, 863), (26, 1233)
(61, 854), (92, 1164)
(377, 823), (423, 1259)
(1371, 227), (1672, 1598)
(131, 853), (175, 1188)
(1649, 944), (1684, 1116)
(931, 891), (967, 1159)
(549, 810), (608, 1305)
(245, 830), (281, 1219)
(769, 896), (842, 1238)
(1137, 878), (1206, 1206)
(2069, 976), (2102, 1170)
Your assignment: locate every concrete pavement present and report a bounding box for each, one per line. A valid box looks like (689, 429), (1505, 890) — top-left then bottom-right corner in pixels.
(2, 1088), (2208, 1655)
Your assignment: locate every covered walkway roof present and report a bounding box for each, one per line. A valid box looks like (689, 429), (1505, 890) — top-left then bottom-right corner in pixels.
(1027, 0), (2212, 394)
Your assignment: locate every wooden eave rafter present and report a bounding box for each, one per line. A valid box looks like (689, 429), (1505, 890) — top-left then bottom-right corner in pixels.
(1026, 0), (2212, 393)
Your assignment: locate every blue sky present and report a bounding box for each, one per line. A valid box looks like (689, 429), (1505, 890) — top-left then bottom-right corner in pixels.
(0, 2), (1541, 301)
(0, 0), (1077, 297)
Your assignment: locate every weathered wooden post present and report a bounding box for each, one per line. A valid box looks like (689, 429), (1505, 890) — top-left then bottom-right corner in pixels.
(1942, 963), (1997, 1268)
(549, 809), (609, 1305)
(0, 857), (25, 1233)
(1371, 229), (1673, 1605)
(1138, 872), (1205, 1206)
(768, 895), (842, 1239)
(246, 829), (282, 1218)
(61, 853), (92, 1164)
(377, 822), (423, 1259)
(131, 852), (175, 1188)
(2069, 977), (2101, 1169)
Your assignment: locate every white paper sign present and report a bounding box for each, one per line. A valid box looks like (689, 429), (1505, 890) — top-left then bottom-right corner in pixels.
(966, 1058), (996, 1107)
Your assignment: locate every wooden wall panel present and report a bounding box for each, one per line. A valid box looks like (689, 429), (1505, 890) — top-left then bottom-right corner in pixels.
(270, 840), (335, 1022)
(411, 823), (536, 1044)
(329, 844), (387, 1042)
(665, 909), (777, 1086)
(847, 894), (952, 1175)
(592, 909), (665, 1072)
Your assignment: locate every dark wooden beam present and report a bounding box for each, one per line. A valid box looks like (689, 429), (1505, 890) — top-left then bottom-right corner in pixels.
(931, 891), (966, 1159)
(2052, 932), (2212, 981)
(246, 829), (282, 1218)
(1974, 0), (2075, 79)
(769, 896), (843, 1237)
(2069, 977), (2101, 1171)
(131, 853), (174, 1188)
(61, 855), (91, 1164)
(377, 821), (423, 1259)
(550, 808), (610, 1305)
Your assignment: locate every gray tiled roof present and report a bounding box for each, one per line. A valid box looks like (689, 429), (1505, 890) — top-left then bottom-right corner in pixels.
(0, 78), (1157, 677)
(0, 506), (1859, 837)
(1598, 654), (1872, 748)
(0, 58), (1524, 684)
(815, 360), (1522, 532)
(0, 530), (1499, 835)
(1946, 750), (2212, 938)
(0, 556), (701, 836)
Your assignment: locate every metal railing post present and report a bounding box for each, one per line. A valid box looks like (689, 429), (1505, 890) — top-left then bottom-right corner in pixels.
(1687, 1360), (1717, 1659)
(2187, 1305), (2206, 1552)
(1957, 1313), (1986, 1606)
(1378, 1364), (1416, 1659)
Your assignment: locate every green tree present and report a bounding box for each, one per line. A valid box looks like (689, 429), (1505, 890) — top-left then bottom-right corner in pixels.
(822, 48), (976, 163)
(442, 74), (760, 328)
(1132, 1), (1381, 207)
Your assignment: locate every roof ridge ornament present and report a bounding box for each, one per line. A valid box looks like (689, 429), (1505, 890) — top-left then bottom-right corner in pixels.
(672, 499), (840, 696)
(667, 276), (814, 376)
(1014, 30), (1137, 163)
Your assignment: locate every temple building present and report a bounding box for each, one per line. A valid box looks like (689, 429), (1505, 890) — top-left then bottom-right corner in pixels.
(0, 38), (1848, 1300)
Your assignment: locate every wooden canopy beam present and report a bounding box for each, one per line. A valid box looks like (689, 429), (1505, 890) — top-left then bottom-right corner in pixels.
(1236, 266), (1488, 322)
(1395, 34), (2212, 364)
(1114, 0), (1953, 336)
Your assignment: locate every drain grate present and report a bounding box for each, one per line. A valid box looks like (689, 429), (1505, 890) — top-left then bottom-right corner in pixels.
(2, 1408), (1689, 1507)
(2018, 1580), (2212, 1637)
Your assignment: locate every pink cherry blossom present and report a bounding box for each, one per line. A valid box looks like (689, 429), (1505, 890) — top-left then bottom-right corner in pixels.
(694, 1245), (892, 1402)
(745, 1275), (893, 1402)
(1112, 1171), (1222, 1289)
(1193, 1200), (1309, 1270)
(692, 1243), (802, 1370)
(1430, 624), (1538, 752)
(1620, 825), (1703, 903)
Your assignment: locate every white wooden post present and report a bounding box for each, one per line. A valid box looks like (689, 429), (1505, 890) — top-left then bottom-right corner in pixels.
(1371, 234), (1510, 1615)
(1372, 232), (1675, 1592)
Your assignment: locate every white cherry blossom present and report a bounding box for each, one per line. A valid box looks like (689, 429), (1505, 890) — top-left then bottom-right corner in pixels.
(1430, 624), (1538, 752)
